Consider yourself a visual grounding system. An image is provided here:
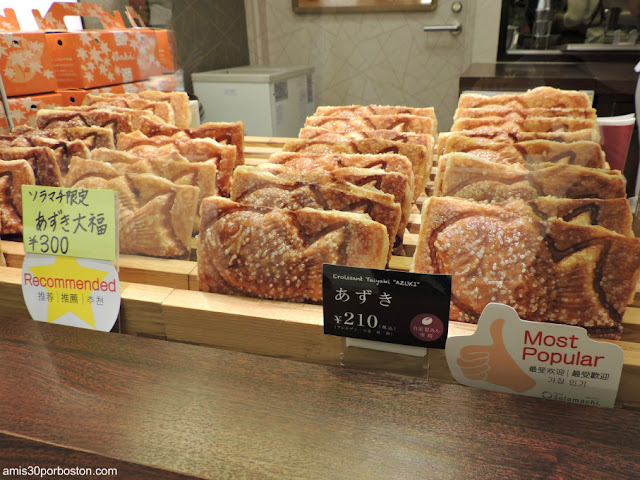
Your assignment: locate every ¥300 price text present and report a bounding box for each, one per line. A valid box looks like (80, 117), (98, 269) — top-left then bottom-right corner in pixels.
(334, 312), (379, 329)
(28, 234), (69, 254)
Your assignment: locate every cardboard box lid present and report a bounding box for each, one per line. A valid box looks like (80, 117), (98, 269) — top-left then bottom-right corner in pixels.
(0, 9), (20, 32)
(33, 2), (126, 32)
(192, 65), (314, 84)
(125, 5), (146, 29)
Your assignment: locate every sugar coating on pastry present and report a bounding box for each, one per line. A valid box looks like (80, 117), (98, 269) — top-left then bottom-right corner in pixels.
(230, 165), (401, 255)
(198, 197), (389, 302)
(411, 196), (640, 338)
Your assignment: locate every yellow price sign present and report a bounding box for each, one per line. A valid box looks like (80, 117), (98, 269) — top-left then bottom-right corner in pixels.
(22, 185), (118, 262)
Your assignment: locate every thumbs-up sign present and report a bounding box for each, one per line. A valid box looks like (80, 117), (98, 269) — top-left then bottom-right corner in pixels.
(457, 318), (536, 393)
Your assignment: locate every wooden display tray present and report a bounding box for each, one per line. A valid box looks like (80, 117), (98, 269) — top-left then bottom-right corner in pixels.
(1, 136), (639, 410)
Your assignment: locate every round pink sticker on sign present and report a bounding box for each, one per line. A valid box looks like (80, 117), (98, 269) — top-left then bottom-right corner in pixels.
(410, 314), (444, 342)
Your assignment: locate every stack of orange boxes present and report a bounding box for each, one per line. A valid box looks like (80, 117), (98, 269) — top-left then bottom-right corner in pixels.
(0, 8), (63, 132)
(0, 2), (182, 131)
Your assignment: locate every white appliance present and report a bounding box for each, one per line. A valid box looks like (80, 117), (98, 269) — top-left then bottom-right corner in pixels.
(192, 65), (315, 138)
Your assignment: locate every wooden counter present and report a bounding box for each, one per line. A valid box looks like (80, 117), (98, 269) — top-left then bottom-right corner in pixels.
(1, 315), (639, 480)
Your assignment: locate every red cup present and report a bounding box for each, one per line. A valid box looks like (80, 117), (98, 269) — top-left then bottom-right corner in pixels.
(597, 115), (636, 171)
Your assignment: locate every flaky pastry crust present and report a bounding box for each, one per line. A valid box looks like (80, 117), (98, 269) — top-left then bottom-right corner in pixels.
(452, 116), (596, 134)
(91, 148), (216, 233)
(529, 197), (633, 236)
(304, 114), (435, 136)
(0, 147), (62, 187)
(434, 153), (625, 201)
(411, 197), (640, 338)
(283, 135), (428, 201)
(0, 160), (35, 234)
(137, 118), (245, 167)
(454, 106), (597, 121)
(231, 165), (401, 256)
(65, 158), (198, 258)
(439, 136), (605, 169)
(117, 131), (236, 197)
(198, 197), (389, 302)
(262, 163), (411, 240)
(457, 87), (591, 109)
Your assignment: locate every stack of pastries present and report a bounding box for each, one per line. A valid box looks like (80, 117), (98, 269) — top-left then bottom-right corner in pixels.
(3, 86), (638, 335)
(197, 104), (438, 302)
(0, 90), (245, 259)
(411, 86), (640, 338)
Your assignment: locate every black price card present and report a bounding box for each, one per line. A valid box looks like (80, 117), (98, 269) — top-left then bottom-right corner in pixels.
(322, 264), (452, 349)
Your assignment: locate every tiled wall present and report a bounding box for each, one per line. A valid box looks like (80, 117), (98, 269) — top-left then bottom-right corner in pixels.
(245, 0), (500, 132)
(170, 0), (250, 96)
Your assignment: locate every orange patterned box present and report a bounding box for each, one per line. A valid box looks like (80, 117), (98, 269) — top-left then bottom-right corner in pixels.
(33, 2), (165, 90)
(0, 9), (58, 97)
(0, 93), (63, 133)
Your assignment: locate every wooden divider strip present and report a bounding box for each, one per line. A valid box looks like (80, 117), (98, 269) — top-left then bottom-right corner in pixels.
(119, 283), (174, 340)
(117, 254), (195, 291)
(245, 136), (290, 148)
(2, 241), (196, 291)
(161, 289), (343, 364)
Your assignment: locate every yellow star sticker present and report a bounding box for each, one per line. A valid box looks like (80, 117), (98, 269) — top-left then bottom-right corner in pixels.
(28, 256), (109, 328)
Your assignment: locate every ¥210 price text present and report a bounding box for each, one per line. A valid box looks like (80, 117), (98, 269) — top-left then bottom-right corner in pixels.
(332, 311), (398, 337)
(334, 312), (379, 329)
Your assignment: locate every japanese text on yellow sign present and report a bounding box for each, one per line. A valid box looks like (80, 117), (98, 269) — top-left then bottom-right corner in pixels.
(22, 185), (117, 262)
